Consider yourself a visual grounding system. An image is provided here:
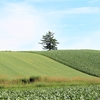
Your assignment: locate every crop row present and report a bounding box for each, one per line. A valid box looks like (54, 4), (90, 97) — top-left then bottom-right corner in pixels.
(0, 85), (100, 100)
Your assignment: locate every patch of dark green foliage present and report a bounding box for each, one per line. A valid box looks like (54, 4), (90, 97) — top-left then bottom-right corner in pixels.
(21, 76), (40, 84)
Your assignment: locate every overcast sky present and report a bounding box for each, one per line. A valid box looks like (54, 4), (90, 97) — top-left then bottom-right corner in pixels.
(0, 0), (100, 51)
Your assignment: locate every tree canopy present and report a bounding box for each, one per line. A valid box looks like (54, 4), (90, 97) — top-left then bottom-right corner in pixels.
(39, 31), (59, 50)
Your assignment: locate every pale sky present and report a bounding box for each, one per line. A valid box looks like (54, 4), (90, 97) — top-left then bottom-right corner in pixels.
(0, 0), (100, 51)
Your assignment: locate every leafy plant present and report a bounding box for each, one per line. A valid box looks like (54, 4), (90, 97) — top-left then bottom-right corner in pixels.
(0, 85), (100, 99)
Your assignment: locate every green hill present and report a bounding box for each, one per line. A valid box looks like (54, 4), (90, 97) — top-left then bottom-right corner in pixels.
(0, 51), (94, 80)
(34, 50), (100, 77)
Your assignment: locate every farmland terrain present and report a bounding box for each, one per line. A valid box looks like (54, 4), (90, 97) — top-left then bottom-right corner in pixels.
(34, 50), (100, 77)
(0, 50), (96, 80)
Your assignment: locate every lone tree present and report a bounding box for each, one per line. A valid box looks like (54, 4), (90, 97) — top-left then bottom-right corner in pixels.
(39, 31), (59, 50)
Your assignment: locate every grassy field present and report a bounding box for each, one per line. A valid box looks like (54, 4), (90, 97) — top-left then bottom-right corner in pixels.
(0, 51), (94, 80)
(34, 50), (100, 77)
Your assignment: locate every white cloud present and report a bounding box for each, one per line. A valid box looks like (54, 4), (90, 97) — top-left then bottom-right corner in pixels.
(0, 2), (49, 51)
(49, 7), (100, 15)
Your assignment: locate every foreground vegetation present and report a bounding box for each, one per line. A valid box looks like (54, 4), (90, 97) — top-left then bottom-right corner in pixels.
(0, 85), (100, 100)
(0, 76), (100, 89)
(35, 50), (100, 77)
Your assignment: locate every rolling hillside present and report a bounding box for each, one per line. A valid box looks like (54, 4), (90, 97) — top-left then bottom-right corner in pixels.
(34, 50), (100, 77)
(0, 51), (94, 80)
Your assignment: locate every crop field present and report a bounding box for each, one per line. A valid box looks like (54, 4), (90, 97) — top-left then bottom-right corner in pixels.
(0, 50), (100, 99)
(0, 51), (93, 80)
(35, 50), (100, 77)
(0, 85), (100, 100)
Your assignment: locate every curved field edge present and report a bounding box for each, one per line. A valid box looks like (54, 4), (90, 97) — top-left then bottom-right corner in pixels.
(32, 50), (100, 77)
(0, 52), (94, 80)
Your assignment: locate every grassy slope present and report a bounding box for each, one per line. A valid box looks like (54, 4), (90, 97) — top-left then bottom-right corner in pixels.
(35, 50), (100, 77)
(0, 52), (93, 80)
